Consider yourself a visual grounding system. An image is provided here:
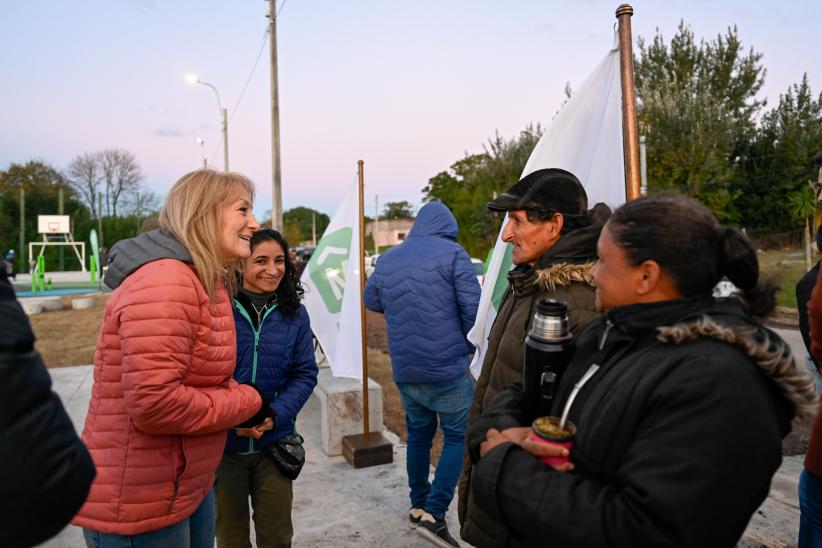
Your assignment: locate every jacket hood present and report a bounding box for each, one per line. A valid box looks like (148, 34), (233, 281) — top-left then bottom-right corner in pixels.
(104, 229), (193, 289)
(407, 202), (458, 240)
(609, 296), (818, 420)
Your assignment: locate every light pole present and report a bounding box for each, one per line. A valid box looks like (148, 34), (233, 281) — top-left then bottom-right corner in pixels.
(195, 137), (207, 167)
(185, 73), (229, 171)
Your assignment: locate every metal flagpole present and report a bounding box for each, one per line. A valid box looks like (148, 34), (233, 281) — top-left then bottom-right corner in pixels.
(616, 4), (641, 201)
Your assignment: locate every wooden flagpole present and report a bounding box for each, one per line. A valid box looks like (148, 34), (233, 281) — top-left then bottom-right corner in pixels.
(616, 4), (642, 201)
(341, 160), (393, 468)
(357, 160), (370, 441)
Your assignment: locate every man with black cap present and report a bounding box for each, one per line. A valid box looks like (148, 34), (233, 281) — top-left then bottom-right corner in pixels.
(458, 167), (609, 548)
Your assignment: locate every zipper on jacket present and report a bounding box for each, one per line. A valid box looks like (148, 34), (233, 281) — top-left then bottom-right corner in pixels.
(234, 300), (278, 453)
(598, 320), (613, 350)
(168, 480), (180, 512)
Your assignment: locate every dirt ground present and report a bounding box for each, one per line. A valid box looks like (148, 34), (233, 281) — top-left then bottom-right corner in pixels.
(29, 295), (108, 367)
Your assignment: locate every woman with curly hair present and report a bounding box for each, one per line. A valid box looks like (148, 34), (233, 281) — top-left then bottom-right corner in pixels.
(216, 228), (319, 548)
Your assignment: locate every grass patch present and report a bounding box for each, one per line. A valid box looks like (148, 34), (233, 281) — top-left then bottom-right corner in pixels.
(758, 249), (812, 309)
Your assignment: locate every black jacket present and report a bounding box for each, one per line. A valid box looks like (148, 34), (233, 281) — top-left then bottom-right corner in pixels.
(468, 297), (810, 548)
(797, 262), (819, 369)
(0, 270), (96, 547)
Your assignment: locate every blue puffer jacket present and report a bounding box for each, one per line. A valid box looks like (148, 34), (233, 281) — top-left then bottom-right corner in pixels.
(365, 202), (481, 383)
(226, 301), (318, 453)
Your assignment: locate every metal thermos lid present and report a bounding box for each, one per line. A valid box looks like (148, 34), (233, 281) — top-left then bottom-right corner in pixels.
(529, 298), (571, 342)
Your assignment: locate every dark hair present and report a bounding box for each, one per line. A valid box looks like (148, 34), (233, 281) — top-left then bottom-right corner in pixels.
(525, 210), (589, 234)
(525, 202), (611, 235)
(247, 228), (305, 317)
(607, 193), (776, 317)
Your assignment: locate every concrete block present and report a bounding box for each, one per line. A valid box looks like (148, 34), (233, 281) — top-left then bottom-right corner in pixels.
(71, 297), (95, 310)
(27, 296), (63, 311)
(20, 301), (43, 315)
(313, 368), (383, 456)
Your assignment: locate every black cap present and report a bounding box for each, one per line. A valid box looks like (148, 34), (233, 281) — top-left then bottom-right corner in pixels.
(487, 168), (588, 216)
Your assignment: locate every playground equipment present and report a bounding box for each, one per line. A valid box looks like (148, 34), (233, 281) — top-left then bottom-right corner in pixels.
(28, 215), (86, 273)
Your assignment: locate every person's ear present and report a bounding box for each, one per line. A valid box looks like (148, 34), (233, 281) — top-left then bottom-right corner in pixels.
(635, 260), (662, 296)
(546, 213), (564, 239)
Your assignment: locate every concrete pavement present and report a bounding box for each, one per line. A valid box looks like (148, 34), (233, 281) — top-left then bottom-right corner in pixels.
(39, 365), (459, 548)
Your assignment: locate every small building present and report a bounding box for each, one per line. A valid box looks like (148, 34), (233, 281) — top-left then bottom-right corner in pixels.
(365, 218), (413, 248)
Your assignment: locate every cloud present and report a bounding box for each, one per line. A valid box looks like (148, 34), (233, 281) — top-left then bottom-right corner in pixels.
(150, 127), (185, 138)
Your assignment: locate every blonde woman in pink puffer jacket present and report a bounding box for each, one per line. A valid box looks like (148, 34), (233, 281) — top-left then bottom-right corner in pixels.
(73, 169), (272, 548)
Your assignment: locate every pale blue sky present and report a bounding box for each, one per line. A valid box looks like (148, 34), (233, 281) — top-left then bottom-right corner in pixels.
(1, 0), (820, 217)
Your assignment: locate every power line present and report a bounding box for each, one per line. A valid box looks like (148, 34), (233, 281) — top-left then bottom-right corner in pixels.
(229, 27), (271, 124)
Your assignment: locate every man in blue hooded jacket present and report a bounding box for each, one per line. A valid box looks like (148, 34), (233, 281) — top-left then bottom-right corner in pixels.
(365, 201), (480, 547)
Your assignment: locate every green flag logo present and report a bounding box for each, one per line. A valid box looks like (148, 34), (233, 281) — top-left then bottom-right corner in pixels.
(307, 228), (352, 314)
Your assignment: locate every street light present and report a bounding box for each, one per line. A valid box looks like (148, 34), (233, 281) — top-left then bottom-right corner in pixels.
(195, 137), (207, 167)
(185, 73), (229, 171)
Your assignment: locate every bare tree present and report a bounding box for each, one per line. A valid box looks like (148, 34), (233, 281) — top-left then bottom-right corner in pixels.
(67, 152), (101, 218)
(99, 149), (143, 217)
(122, 188), (161, 217)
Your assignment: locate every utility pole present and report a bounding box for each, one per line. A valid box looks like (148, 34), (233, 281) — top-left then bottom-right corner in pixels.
(18, 188), (25, 274)
(268, 0), (283, 232)
(221, 107), (229, 172)
(374, 195), (380, 255)
(639, 135), (647, 196)
(311, 211), (317, 245)
(98, 192), (104, 250)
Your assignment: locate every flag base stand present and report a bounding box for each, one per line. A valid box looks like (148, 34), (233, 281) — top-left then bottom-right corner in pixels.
(342, 432), (393, 469)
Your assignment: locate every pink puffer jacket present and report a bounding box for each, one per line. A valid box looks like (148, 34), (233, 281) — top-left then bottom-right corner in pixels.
(72, 259), (261, 535)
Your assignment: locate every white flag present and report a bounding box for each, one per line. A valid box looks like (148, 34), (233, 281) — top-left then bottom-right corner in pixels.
(301, 182), (364, 379)
(468, 33), (627, 379)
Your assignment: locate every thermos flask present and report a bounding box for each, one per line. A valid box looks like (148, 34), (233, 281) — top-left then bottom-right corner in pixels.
(522, 299), (574, 422)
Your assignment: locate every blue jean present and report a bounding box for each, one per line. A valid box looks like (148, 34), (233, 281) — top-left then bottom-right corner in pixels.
(83, 490), (215, 548)
(800, 468), (822, 547)
(396, 373), (474, 521)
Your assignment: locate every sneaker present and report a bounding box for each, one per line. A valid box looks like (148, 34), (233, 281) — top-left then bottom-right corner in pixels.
(408, 508), (425, 529)
(416, 513), (460, 547)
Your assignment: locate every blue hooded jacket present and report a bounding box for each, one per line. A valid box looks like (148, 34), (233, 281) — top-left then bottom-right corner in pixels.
(225, 302), (318, 453)
(364, 202), (481, 383)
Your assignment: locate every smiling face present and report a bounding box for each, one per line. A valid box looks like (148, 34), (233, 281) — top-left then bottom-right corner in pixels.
(501, 210), (563, 266)
(242, 239), (286, 293)
(219, 193), (260, 262)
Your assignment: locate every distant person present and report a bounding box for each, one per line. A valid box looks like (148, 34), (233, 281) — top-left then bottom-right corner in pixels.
(72, 169), (271, 547)
(216, 229), (318, 548)
(469, 193), (816, 547)
(459, 168), (609, 548)
(4, 249), (15, 280)
(0, 267), (96, 547)
(800, 226), (822, 547)
(365, 201), (481, 548)
(798, 228), (822, 372)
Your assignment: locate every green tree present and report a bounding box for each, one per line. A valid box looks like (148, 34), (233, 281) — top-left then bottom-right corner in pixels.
(788, 185), (819, 269)
(635, 22), (765, 220)
(381, 201), (415, 220)
(735, 74), (822, 230)
(282, 206), (329, 244)
(422, 124), (542, 257)
(0, 161), (91, 272)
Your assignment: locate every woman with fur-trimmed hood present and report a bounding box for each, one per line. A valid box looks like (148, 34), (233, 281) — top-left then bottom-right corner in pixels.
(459, 168), (609, 548)
(467, 193), (817, 548)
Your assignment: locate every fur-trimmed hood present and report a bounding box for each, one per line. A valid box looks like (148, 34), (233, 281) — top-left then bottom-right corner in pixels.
(658, 315), (818, 419)
(535, 261), (595, 292)
(607, 297), (817, 420)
